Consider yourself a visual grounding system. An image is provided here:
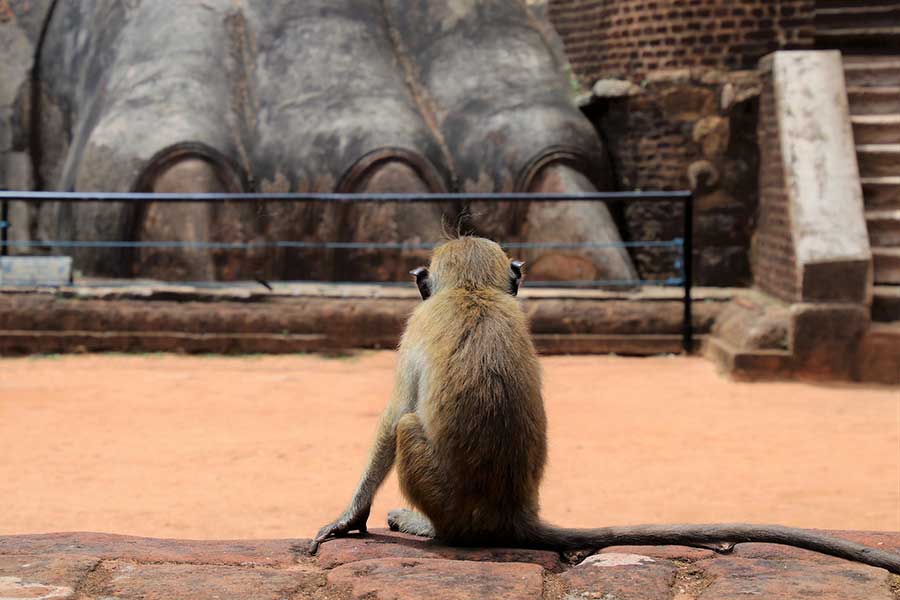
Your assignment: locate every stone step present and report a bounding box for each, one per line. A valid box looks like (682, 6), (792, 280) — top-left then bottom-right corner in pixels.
(816, 26), (900, 52)
(816, 4), (900, 30)
(848, 87), (900, 114)
(0, 284), (734, 356)
(873, 247), (900, 283)
(862, 176), (900, 210)
(852, 114), (900, 143)
(703, 336), (793, 381)
(872, 284), (900, 321)
(817, 0), (900, 8)
(866, 209), (900, 246)
(844, 59), (900, 86)
(857, 322), (900, 383)
(0, 330), (696, 357)
(533, 333), (691, 355)
(856, 144), (900, 177)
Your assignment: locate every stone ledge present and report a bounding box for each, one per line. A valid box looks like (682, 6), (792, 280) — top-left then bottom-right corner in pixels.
(0, 530), (897, 599)
(0, 283), (737, 356)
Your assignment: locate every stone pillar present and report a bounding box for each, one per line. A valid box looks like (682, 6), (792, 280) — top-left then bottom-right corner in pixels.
(755, 51), (871, 304)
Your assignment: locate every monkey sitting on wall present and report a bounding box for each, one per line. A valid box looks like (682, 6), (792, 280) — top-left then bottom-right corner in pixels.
(311, 236), (900, 574)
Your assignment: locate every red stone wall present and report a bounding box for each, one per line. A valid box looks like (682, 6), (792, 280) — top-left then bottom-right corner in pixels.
(752, 61), (799, 302)
(546, 1), (815, 287)
(591, 70), (761, 286)
(549, 0), (815, 86)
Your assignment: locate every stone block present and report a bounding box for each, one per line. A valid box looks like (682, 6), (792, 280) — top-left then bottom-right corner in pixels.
(0, 532), (303, 567)
(767, 51), (871, 303)
(327, 557), (545, 600)
(692, 116), (731, 159)
(600, 545), (718, 562)
(0, 256), (72, 286)
(697, 556), (893, 599)
(316, 529), (561, 571)
(561, 552), (677, 600)
(0, 554), (100, 600)
(89, 561), (315, 600)
(790, 303), (869, 378)
(855, 324), (900, 384)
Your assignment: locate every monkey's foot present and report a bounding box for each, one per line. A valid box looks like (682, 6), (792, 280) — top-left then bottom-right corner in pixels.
(387, 509), (435, 538)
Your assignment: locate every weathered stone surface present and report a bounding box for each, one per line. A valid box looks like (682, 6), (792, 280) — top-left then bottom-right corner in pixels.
(327, 557), (545, 600)
(0, 554), (100, 600)
(688, 160), (720, 192)
(0, 284), (734, 355)
(767, 51), (871, 304)
(0, 533), (304, 567)
(855, 324), (900, 384)
(561, 552), (677, 600)
(1, 532), (899, 600)
(693, 116), (731, 159)
(697, 556), (893, 599)
(712, 293), (791, 352)
(791, 303), (869, 379)
(600, 545), (718, 562)
(660, 86), (717, 121)
(524, 163), (636, 283)
(592, 79), (643, 98)
(90, 561), (318, 600)
(9, 0), (625, 283)
(316, 529), (562, 571)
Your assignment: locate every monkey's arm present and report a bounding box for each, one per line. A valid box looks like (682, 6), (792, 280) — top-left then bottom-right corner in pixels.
(309, 409), (397, 552)
(310, 354), (420, 553)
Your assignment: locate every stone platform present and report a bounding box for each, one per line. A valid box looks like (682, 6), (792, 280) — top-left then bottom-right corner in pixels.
(0, 281), (735, 356)
(0, 530), (897, 599)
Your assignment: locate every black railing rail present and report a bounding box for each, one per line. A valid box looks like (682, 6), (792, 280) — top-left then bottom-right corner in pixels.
(0, 190), (694, 352)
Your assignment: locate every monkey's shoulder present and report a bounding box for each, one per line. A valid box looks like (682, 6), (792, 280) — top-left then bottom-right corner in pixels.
(408, 289), (527, 335)
(402, 289), (536, 371)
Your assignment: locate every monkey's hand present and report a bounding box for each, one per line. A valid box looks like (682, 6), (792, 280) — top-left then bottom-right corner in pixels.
(309, 505), (371, 554)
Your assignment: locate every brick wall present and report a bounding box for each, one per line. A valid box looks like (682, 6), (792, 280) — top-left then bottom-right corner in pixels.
(546, 0), (605, 87)
(549, 0), (815, 86)
(752, 63), (799, 302)
(590, 71), (761, 286)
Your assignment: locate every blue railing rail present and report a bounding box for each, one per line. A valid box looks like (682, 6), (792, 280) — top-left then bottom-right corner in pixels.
(0, 189), (694, 352)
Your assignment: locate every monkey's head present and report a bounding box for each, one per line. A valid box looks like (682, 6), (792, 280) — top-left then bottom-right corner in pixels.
(410, 236), (524, 300)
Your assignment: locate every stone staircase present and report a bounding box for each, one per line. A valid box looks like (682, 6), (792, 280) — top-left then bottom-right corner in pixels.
(846, 57), (900, 326)
(817, 1), (900, 328)
(706, 36), (900, 383)
(815, 0), (900, 54)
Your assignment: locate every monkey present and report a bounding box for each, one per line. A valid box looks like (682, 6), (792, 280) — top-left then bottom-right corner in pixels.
(310, 236), (900, 575)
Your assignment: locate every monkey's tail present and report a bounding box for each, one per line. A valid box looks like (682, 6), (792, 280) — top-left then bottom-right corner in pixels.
(517, 522), (900, 574)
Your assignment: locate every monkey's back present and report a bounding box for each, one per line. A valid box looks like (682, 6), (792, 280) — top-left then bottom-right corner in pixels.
(406, 288), (547, 542)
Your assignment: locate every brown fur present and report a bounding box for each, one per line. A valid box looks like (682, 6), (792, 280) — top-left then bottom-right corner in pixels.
(310, 237), (900, 575)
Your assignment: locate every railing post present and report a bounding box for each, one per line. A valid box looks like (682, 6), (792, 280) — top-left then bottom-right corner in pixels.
(682, 193), (694, 353)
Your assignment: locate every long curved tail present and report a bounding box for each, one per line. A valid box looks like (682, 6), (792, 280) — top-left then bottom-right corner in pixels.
(516, 522), (900, 575)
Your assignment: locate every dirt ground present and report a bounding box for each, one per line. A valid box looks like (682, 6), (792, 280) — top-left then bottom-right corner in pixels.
(1, 353), (898, 540)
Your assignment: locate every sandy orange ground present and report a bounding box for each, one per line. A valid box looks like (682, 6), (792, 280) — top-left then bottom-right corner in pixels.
(0, 353), (898, 540)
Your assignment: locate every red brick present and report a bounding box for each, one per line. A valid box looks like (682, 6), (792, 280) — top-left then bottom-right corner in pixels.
(548, 0), (815, 85)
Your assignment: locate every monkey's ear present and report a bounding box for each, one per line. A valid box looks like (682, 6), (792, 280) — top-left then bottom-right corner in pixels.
(509, 260), (525, 296)
(410, 267), (431, 301)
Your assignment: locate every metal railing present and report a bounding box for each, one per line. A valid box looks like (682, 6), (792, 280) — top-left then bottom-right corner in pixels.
(0, 189), (694, 351)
